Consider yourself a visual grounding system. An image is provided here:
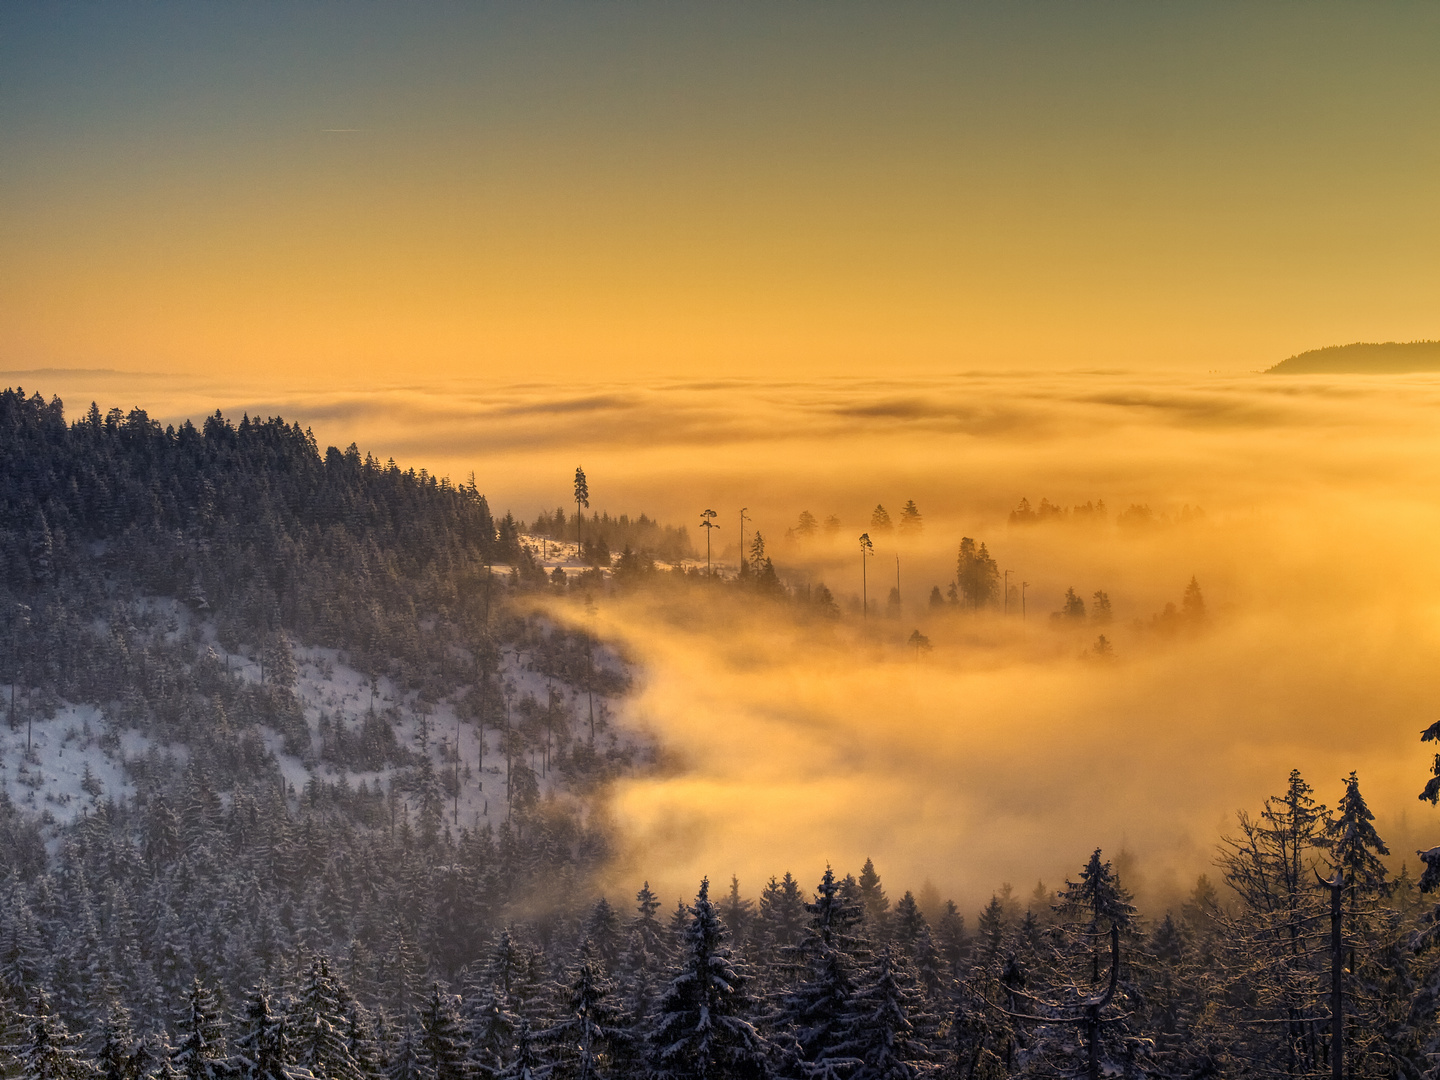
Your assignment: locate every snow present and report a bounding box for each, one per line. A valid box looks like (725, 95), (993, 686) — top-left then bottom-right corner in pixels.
(0, 699), (134, 822)
(0, 596), (648, 838)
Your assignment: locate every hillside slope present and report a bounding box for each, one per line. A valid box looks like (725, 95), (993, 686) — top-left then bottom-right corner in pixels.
(0, 387), (653, 1029)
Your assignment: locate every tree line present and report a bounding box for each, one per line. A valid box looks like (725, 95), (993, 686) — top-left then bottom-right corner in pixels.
(4, 758), (1440, 1077)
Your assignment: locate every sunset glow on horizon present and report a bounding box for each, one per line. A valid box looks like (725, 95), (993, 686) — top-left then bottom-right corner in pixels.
(4, 3), (1439, 381)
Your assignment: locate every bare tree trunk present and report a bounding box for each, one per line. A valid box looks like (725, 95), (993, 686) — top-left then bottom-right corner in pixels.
(1330, 873), (1343, 1080)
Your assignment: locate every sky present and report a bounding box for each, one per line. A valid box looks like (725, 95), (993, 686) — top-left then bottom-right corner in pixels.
(3, 2), (1438, 382)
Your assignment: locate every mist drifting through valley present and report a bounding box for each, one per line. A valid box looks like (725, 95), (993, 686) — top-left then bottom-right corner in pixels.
(17, 365), (1440, 913)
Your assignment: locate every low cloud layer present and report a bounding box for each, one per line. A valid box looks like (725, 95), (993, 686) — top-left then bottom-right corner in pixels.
(13, 366), (1440, 913)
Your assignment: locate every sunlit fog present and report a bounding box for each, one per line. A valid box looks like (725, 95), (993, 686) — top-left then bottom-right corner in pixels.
(20, 366), (1440, 909)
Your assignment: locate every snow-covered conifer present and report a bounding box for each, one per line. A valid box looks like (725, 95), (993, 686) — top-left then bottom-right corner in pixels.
(856, 861), (889, 938)
(172, 980), (226, 1080)
(95, 1005), (136, 1080)
(231, 988), (298, 1080)
(417, 985), (468, 1080)
(290, 957), (362, 1080)
(15, 990), (93, 1080)
(582, 901), (622, 971)
(548, 941), (626, 1080)
(629, 883), (666, 959)
(846, 949), (931, 1080)
(890, 894), (925, 956)
(648, 879), (767, 1080)
(1326, 771), (1390, 900)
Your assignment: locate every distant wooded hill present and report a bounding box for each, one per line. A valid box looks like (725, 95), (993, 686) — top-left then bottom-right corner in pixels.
(1267, 339), (1440, 373)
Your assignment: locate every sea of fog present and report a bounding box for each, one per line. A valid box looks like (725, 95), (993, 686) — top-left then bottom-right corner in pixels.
(10, 365), (1440, 914)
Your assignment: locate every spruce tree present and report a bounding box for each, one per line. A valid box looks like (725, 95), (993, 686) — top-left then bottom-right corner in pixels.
(911, 929), (943, 1002)
(890, 894), (925, 956)
(290, 957), (363, 1080)
(1327, 771), (1390, 902)
(629, 883), (666, 959)
(549, 942), (625, 1080)
(1056, 848), (1136, 1007)
(383, 1027), (423, 1080)
(15, 990), (93, 1080)
(769, 868), (870, 1079)
(846, 950), (930, 1080)
(1216, 770), (1333, 1072)
(756, 874), (806, 955)
(648, 879), (767, 1080)
(172, 980), (226, 1080)
(615, 931), (661, 1042)
(95, 1005), (136, 1080)
(0, 894), (45, 1007)
(417, 985), (468, 1080)
(583, 900), (623, 972)
(497, 1019), (542, 1080)
(772, 946), (858, 1079)
(231, 989), (291, 1080)
(721, 877), (755, 952)
(856, 861), (889, 938)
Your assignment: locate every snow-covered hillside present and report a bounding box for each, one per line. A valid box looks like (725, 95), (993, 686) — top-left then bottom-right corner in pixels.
(0, 591), (648, 838)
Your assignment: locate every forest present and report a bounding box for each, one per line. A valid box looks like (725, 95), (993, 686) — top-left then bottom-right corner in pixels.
(3, 387), (1440, 1078)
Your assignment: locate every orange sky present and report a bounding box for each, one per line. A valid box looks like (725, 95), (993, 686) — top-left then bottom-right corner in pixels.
(2, 3), (1438, 381)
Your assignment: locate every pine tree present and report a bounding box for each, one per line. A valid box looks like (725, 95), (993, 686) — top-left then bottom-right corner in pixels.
(770, 868), (868, 1079)
(418, 985), (468, 1080)
(721, 877), (755, 951)
(383, 1026), (423, 1080)
(898, 502), (922, 535)
(1181, 576), (1205, 621)
(1056, 849), (1136, 994)
(290, 956), (363, 1080)
(772, 944), (858, 1079)
(95, 1005), (137, 1080)
(846, 949), (930, 1080)
(911, 929), (943, 1002)
(383, 924), (424, 1020)
(342, 1002), (383, 1080)
(1215, 771), (1333, 1075)
(466, 991), (517, 1080)
(262, 632), (299, 693)
(465, 932), (528, 1079)
(630, 883), (666, 959)
(955, 539), (999, 609)
(648, 879), (767, 1080)
(549, 942), (626, 1080)
(667, 900), (690, 955)
(890, 893), (926, 956)
(934, 902), (966, 976)
(0, 892), (45, 1006)
(756, 874), (806, 956)
(975, 897), (1006, 964)
(15, 990), (93, 1080)
(172, 980), (226, 1080)
(1327, 771), (1390, 902)
(856, 860), (889, 938)
(498, 1019), (543, 1080)
(583, 900), (623, 971)
(231, 989), (293, 1080)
